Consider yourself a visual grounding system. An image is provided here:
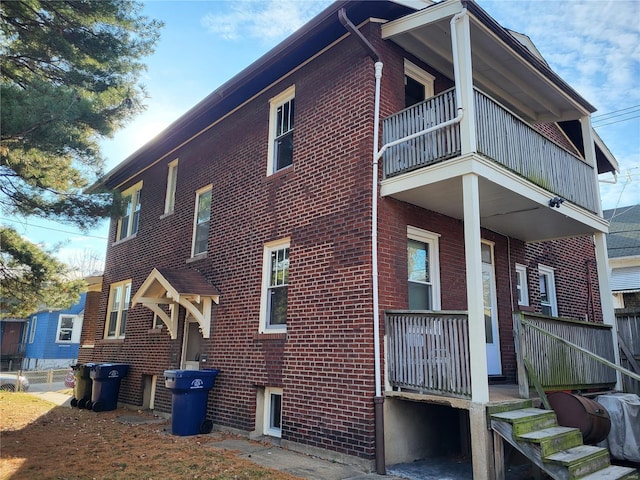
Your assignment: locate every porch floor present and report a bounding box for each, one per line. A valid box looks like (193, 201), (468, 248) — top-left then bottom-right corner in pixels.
(386, 384), (539, 410)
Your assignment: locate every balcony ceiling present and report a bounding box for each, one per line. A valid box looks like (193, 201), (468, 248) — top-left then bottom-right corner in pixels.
(381, 0), (595, 124)
(381, 157), (609, 243)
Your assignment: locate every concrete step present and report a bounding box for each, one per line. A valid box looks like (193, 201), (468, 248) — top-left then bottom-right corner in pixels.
(491, 408), (558, 436)
(546, 445), (611, 479)
(578, 465), (639, 480)
(518, 426), (584, 458)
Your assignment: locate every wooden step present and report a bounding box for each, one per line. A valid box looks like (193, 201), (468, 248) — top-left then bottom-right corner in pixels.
(491, 408), (558, 436)
(578, 465), (639, 480)
(546, 445), (611, 479)
(518, 426), (584, 457)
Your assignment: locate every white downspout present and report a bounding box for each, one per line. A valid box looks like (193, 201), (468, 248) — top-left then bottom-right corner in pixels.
(372, 61), (383, 400)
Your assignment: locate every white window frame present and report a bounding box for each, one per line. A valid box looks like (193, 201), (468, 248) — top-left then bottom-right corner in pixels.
(407, 226), (441, 310)
(515, 263), (529, 307)
(29, 316), (37, 344)
(266, 85), (295, 175)
(116, 181), (143, 241)
(191, 185), (212, 257)
(264, 387), (283, 438)
(404, 59), (435, 103)
(56, 314), (81, 343)
(538, 265), (558, 317)
(259, 238), (290, 333)
(164, 159), (178, 215)
(104, 280), (131, 339)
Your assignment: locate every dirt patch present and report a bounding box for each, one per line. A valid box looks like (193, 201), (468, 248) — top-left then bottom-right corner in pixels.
(0, 392), (301, 480)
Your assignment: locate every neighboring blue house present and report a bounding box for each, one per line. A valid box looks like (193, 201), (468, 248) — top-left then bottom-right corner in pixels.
(22, 293), (86, 370)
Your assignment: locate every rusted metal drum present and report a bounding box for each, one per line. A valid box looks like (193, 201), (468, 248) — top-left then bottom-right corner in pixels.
(547, 392), (611, 444)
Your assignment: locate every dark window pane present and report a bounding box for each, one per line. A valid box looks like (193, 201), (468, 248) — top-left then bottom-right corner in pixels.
(408, 282), (431, 310)
(270, 393), (282, 430)
(268, 286), (288, 325)
(405, 75), (425, 108)
(108, 311), (118, 337)
(275, 131), (293, 170)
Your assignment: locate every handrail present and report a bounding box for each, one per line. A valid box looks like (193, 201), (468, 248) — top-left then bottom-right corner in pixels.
(521, 318), (640, 382)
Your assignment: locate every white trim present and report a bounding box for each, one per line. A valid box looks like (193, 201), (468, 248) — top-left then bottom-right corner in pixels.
(28, 316), (37, 344)
(537, 264), (557, 316)
(258, 238), (290, 333)
(407, 226), (441, 310)
(191, 185), (212, 257)
(164, 159), (179, 215)
(404, 59), (435, 99)
(264, 387), (283, 438)
(515, 263), (529, 307)
(266, 85), (295, 175)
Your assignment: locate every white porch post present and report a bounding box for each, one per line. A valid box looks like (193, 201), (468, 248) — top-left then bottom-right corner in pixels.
(594, 232), (622, 389)
(580, 115), (622, 389)
(464, 173), (489, 401)
(463, 173), (492, 480)
(452, 10), (476, 155)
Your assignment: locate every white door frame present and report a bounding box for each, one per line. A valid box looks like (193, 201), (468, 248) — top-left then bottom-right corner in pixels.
(181, 315), (202, 370)
(482, 241), (502, 375)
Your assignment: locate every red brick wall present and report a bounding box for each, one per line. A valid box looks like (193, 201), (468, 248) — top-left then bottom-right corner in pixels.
(524, 237), (603, 323)
(88, 18), (604, 461)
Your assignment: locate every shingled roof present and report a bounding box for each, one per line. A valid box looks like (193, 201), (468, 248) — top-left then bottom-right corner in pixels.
(604, 205), (640, 259)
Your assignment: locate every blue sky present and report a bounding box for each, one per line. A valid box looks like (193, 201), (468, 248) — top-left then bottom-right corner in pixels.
(6, 0), (640, 271)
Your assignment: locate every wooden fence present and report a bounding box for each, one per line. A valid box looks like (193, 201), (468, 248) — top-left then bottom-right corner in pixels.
(616, 308), (640, 395)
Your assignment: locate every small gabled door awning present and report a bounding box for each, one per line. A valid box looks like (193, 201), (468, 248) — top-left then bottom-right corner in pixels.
(131, 268), (220, 339)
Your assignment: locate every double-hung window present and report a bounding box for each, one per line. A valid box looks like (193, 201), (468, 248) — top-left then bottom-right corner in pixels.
(407, 226), (441, 310)
(57, 315), (81, 343)
(515, 264), (529, 307)
(260, 239), (290, 332)
(164, 159), (178, 215)
(105, 280), (131, 339)
(117, 182), (142, 241)
(538, 265), (557, 316)
(267, 86), (295, 174)
(192, 186), (212, 257)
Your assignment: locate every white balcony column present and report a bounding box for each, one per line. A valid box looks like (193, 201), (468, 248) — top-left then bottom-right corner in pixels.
(594, 232), (623, 389)
(463, 173), (489, 402)
(463, 173), (492, 480)
(452, 10), (477, 155)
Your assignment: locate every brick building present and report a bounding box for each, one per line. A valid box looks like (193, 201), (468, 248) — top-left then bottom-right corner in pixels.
(81, 1), (623, 478)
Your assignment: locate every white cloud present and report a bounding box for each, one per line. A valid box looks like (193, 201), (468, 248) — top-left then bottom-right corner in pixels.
(201, 0), (329, 44)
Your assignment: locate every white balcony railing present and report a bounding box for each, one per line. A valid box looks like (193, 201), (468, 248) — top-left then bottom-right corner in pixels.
(385, 311), (471, 398)
(382, 89), (600, 213)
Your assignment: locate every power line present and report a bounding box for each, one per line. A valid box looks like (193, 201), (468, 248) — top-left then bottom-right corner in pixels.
(592, 105), (640, 119)
(0, 217), (108, 240)
(593, 114), (640, 128)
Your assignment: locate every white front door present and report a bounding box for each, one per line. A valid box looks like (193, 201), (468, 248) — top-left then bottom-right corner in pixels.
(482, 242), (502, 376)
(182, 319), (202, 370)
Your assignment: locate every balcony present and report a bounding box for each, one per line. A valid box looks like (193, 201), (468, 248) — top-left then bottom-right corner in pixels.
(380, 89), (607, 242)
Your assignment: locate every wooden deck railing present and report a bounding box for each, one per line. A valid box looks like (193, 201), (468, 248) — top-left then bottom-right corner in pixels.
(385, 311), (471, 398)
(513, 312), (617, 398)
(382, 89), (460, 178)
(382, 89), (599, 213)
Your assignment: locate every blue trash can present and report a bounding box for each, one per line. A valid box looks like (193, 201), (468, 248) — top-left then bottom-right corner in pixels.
(164, 369), (220, 436)
(70, 362), (98, 409)
(89, 363), (130, 412)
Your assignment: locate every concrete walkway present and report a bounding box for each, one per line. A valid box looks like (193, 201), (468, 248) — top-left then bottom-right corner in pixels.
(27, 390), (72, 407)
(206, 438), (403, 480)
